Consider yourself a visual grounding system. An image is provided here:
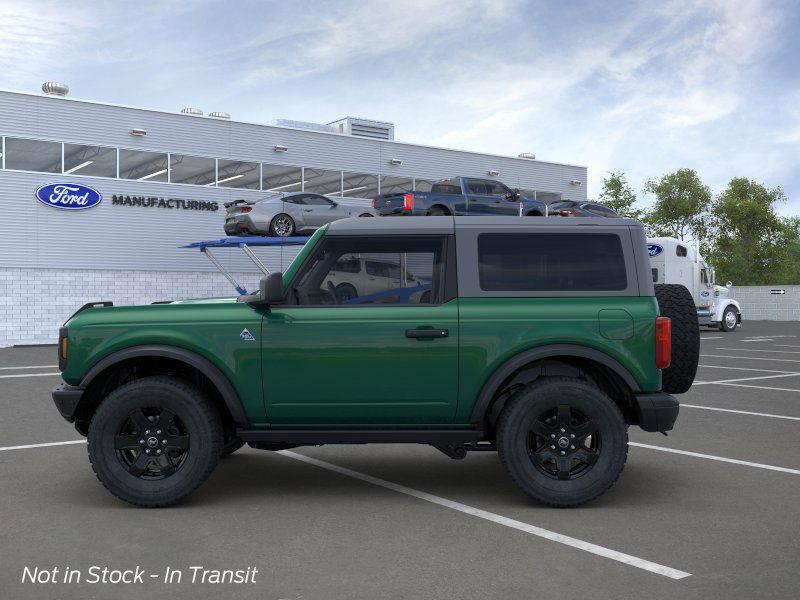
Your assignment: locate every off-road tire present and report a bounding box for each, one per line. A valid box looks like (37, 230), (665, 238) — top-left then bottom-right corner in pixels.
(269, 213), (295, 237)
(87, 376), (223, 508)
(655, 283), (699, 393)
(719, 306), (738, 332)
(220, 437), (245, 457)
(496, 377), (628, 507)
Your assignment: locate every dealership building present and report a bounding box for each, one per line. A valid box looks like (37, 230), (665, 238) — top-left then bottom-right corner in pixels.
(0, 84), (587, 347)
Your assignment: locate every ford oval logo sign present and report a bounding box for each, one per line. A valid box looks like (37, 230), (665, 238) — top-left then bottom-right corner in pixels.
(647, 243), (663, 257)
(701, 290), (710, 297)
(35, 183), (102, 210)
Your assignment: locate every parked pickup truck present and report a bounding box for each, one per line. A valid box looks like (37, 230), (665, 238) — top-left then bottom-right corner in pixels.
(372, 177), (547, 217)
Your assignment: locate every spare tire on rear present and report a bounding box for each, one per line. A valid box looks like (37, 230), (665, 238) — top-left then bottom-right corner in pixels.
(655, 284), (699, 394)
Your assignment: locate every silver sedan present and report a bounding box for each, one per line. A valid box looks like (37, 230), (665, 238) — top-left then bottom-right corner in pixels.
(224, 192), (378, 236)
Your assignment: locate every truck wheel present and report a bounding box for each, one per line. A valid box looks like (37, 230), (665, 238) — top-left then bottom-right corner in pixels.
(335, 283), (358, 302)
(427, 206), (449, 216)
(269, 214), (295, 237)
(87, 376), (223, 508)
(719, 306), (738, 332)
(655, 284), (700, 394)
(496, 377), (628, 507)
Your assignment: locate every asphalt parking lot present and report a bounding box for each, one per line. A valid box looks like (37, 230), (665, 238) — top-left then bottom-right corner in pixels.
(1, 321), (799, 600)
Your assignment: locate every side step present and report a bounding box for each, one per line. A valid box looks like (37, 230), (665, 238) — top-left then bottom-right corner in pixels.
(237, 429), (485, 446)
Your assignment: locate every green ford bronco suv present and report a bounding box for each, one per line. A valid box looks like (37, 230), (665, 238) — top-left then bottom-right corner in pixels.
(52, 217), (699, 508)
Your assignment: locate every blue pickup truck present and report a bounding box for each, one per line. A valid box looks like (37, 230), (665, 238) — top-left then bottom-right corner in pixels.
(371, 177), (547, 217)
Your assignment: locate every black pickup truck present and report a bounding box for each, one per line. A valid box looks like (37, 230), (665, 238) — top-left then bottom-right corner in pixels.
(372, 177), (547, 217)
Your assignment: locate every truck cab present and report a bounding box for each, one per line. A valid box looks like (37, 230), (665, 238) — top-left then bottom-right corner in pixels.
(648, 237), (742, 331)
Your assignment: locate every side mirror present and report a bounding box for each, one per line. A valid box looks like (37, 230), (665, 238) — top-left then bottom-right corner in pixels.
(726, 281), (732, 289)
(239, 272), (283, 306)
(330, 201), (338, 208)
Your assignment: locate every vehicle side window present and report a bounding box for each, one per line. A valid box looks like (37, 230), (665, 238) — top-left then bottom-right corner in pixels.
(701, 269), (709, 284)
(676, 245), (688, 257)
(465, 179), (489, 195)
(477, 233), (628, 291)
(285, 195), (305, 205)
(292, 237), (445, 306)
(304, 194), (333, 206)
(430, 181), (461, 194)
(485, 181), (511, 197)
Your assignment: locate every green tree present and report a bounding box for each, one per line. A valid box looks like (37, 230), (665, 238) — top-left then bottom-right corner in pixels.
(642, 169), (711, 241)
(706, 177), (792, 285)
(598, 171), (641, 219)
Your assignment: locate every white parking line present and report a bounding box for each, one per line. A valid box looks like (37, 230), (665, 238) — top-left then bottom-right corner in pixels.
(630, 443), (800, 475)
(700, 336), (724, 340)
(692, 373), (800, 386)
(698, 364), (797, 374)
(715, 348), (800, 355)
(739, 339), (773, 342)
(681, 404), (800, 421)
(0, 372), (62, 379)
(702, 354), (800, 364)
(279, 450), (691, 579)
(715, 382), (800, 394)
(776, 345), (800, 349)
(0, 440), (86, 452)
(0, 365), (59, 370)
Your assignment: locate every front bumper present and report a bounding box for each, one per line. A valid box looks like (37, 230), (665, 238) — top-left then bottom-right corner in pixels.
(52, 383), (84, 422)
(633, 393), (679, 433)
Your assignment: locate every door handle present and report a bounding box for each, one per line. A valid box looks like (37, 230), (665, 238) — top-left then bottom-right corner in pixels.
(406, 328), (449, 339)
(303, 209), (313, 212)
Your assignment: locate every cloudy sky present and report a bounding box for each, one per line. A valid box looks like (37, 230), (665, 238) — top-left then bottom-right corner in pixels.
(1, 0), (798, 212)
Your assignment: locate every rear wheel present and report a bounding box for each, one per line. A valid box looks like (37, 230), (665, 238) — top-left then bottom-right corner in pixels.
(335, 283), (358, 303)
(87, 376), (223, 507)
(655, 284), (700, 393)
(427, 206), (449, 216)
(497, 377), (628, 507)
(720, 306), (738, 332)
(269, 214), (295, 237)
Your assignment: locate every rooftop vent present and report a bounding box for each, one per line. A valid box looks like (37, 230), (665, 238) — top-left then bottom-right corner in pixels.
(180, 107), (203, 116)
(518, 152), (536, 160)
(209, 111), (230, 119)
(42, 82), (69, 97)
(329, 117), (394, 141)
(269, 119), (337, 134)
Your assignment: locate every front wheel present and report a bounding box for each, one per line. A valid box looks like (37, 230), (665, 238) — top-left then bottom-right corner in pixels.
(87, 376), (223, 507)
(496, 377), (628, 507)
(269, 214), (295, 237)
(720, 306), (738, 332)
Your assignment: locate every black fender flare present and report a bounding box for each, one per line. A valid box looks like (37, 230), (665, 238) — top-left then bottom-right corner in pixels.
(79, 345), (249, 427)
(469, 344), (642, 424)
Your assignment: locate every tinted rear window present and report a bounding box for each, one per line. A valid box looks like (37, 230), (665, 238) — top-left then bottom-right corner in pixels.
(477, 233), (628, 291)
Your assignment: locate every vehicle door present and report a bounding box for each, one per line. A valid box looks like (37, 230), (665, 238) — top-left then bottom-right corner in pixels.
(299, 194), (347, 227)
(262, 234), (459, 425)
(465, 179), (517, 215)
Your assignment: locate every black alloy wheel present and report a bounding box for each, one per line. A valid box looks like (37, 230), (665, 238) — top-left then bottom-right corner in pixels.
(527, 404), (599, 481)
(114, 407), (189, 479)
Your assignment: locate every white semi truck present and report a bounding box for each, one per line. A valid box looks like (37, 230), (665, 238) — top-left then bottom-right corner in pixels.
(647, 237), (742, 332)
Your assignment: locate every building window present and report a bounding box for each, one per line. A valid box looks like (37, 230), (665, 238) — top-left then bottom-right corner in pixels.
(262, 163), (302, 193)
(341, 172), (379, 198)
(119, 149), (169, 182)
(63, 144), (117, 177)
(4, 138), (61, 173)
(170, 154), (216, 186)
(304, 168), (342, 196)
(477, 233), (627, 291)
(217, 159), (260, 189)
(414, 178), (436, 192)
(379, 175), (413, 195)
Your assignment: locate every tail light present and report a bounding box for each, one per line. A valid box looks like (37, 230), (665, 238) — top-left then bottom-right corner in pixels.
(403, 193), (414, 212)
(240, 207), (252, 213)
(655, 317), (671, 369)
(560, 209), (577, 216)
(371, 198), (377, 209)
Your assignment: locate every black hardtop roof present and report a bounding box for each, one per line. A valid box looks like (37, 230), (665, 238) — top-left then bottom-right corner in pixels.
(325, 216), (643, 236)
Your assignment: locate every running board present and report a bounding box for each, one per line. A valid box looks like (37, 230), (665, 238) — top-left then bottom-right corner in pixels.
(237, 429), (485, 445)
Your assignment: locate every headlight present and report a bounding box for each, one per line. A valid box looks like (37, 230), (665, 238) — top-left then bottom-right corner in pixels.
(714, 291), (720, 297)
